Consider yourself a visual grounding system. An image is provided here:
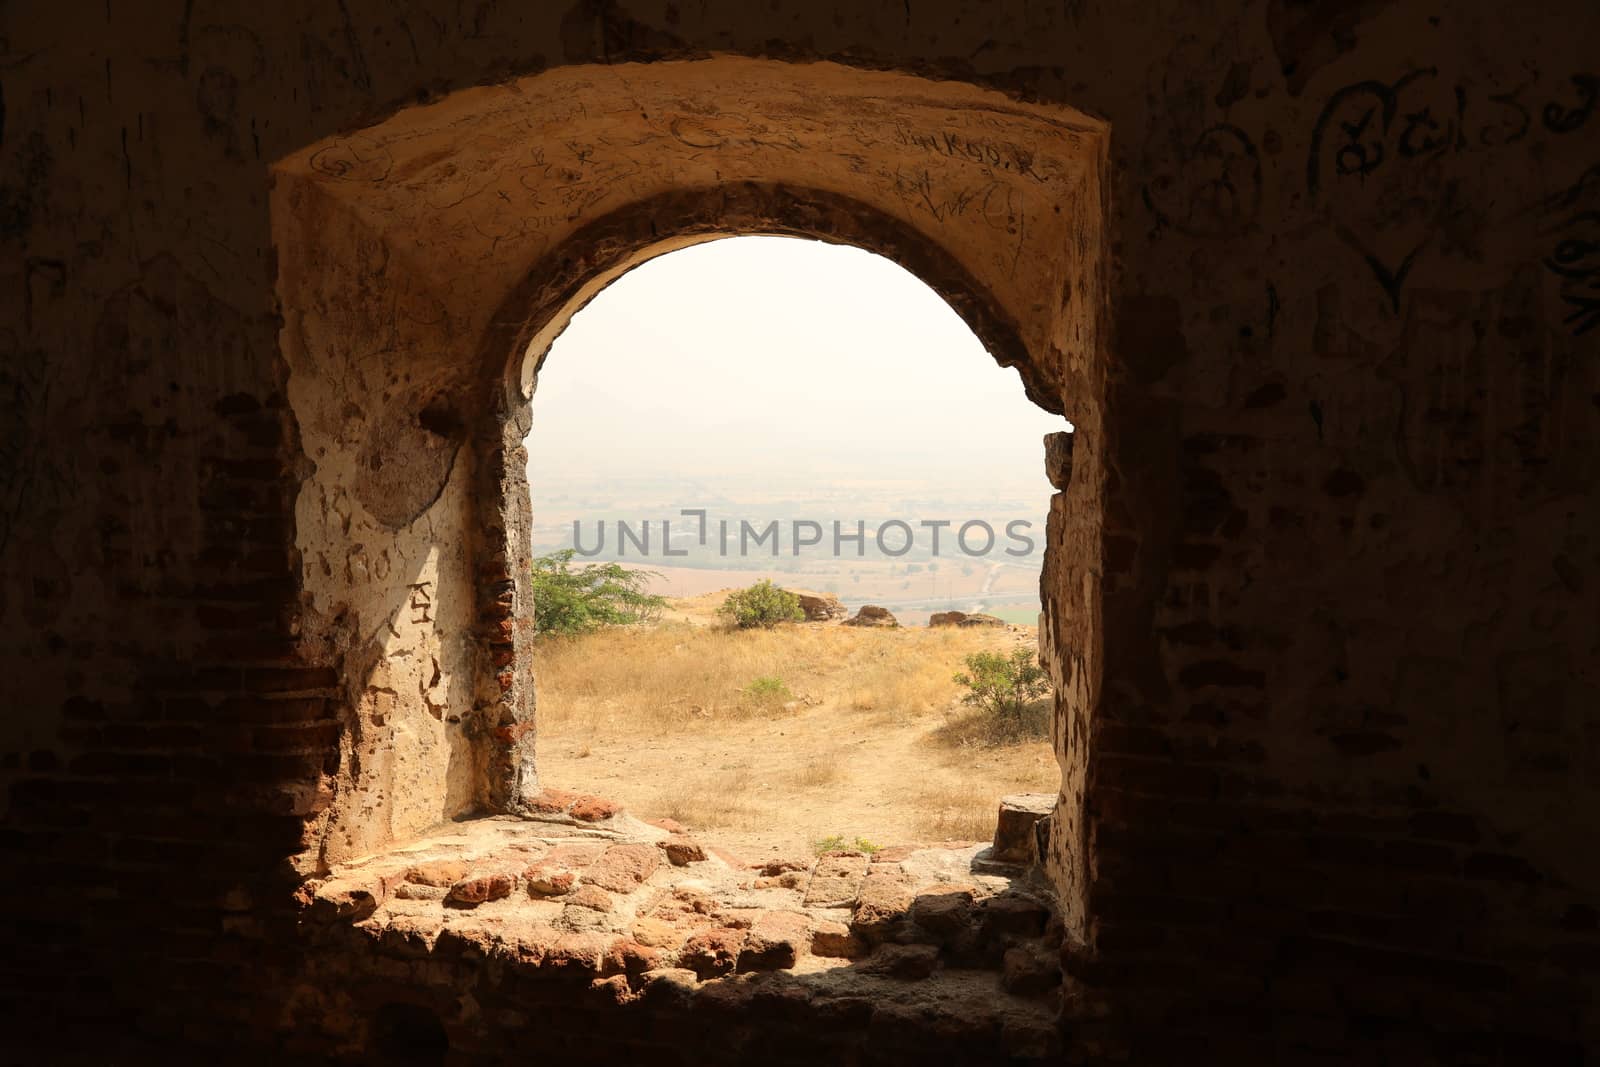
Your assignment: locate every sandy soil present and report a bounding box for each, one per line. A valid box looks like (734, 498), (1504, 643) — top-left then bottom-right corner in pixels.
(535, 603), (1058, 866)
(538, 705), (1057, 865)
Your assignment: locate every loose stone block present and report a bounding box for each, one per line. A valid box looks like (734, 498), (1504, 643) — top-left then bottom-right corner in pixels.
(680, 929), (744, 979)
(1002, 944), (1061, 995)
(860, 943), (940, 980)
(850, 870), (914, 943)
(637, 968), (699, 1013)
(525, 867), (577, 897)
(992, 793), (1054, 864)
(803, 851), (870, 906)
(981, 891), (1051, 940)
(309, 877), (381, 922)
(405, 859), (470, 887)
(446, 870), (514, 906)
(659, 835), (707, 866)
(738, 911), (810, 971)
(811, 920), (865, 959)
(584, 844), (661, 893)
(569, 794), (622, 822)
(606, 939), (664, 975)
(910, 885), (977, 936)
(588, 974), (634, 1004)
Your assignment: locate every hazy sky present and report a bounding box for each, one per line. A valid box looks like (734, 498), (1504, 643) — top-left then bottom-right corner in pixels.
(524, 235), (1068, 492)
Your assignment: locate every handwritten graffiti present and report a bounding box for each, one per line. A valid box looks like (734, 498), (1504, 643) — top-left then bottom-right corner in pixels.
(889, 166), (980, 223)
(309, 136), (393, 183)
(1543, 74), (1598, 134)
(1542, 161), (1600, 215)
(344, 545), (394, 584)
(1143, 124), (1261, 239)
(1307, 68), (1458, 194)
(1306, 69), (1462, 311)
(660, 112), (804, 156)
(1477, 82), (1534, 148)
(408, 581), (434, 625)
(1543, 210), (1600, 335)
(891, 125), (1058, 184)
(1535, 164), (1600, 337)
(1305, 68), (1600, 312)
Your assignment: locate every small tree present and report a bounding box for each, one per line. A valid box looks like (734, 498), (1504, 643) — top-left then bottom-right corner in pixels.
(953, 648), (1050, 720)
(719, 580), (804, 629)
(530, 549), (665, 637)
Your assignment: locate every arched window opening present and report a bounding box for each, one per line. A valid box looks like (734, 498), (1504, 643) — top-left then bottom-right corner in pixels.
(525, 236), (1067, 861)
(272, 60), (1110, 1013)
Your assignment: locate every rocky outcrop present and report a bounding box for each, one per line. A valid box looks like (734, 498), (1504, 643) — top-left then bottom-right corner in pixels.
(786, 588), (848, 621)
(842, 604), (898, 627)
(929, 610), (1006, 628)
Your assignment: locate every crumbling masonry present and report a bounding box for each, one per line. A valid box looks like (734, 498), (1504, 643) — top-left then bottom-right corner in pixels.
(1, 2), (1597, 1063)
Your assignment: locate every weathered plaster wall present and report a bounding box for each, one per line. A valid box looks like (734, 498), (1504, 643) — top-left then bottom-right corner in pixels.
(2, 1), (1597, 1061)
(275, 178), (481, 864)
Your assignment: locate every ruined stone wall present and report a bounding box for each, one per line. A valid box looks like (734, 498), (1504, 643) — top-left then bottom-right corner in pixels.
(269, 53), (1107, 895)
(1, 1), (1596, 1061)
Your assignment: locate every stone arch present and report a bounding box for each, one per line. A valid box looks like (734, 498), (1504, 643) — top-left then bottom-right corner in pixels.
(271, 56), (1108, 931)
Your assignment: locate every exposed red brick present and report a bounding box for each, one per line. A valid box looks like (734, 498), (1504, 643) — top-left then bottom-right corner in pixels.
(658, 834), (706, 866)
(445, 871), (514, 906)
(569, 795), (622, 822)
(526, 788), (578, 815)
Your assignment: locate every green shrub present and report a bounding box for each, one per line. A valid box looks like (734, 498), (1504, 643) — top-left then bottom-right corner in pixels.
(744, 675), (792, 703)
(953, 648), (1050, 721)
(530, 549), (665, 637)
(814, 834), (882, 856)
(718, 580), (804, 629)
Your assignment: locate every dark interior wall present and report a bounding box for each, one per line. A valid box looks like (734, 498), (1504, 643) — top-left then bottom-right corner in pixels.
(1, 1), (1596, 1061)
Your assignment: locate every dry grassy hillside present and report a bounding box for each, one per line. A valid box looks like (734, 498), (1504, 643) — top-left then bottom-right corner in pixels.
(533, 596), (1057, 861)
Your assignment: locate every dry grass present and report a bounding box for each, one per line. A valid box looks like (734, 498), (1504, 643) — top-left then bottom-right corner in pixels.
(532, 621), (1019, 736)
(649, 767), (760, 830)
(910, 743), (1057, 842)
(913, 782), (999, 842)
(533, 612), (1057, 854)
(786, 754), (845, 789)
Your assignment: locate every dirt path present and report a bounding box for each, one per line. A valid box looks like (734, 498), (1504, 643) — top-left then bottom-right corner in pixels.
(532, 609), (1056, 865)
(538, 693), (1055, 866)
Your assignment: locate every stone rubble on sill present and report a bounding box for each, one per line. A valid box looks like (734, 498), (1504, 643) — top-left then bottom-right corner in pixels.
(300, 789), (1067, 1055)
